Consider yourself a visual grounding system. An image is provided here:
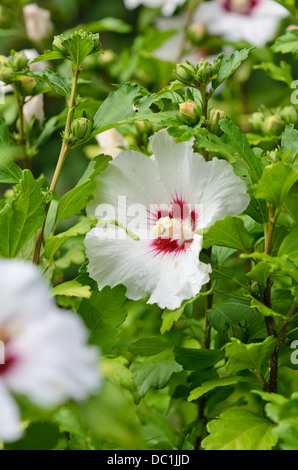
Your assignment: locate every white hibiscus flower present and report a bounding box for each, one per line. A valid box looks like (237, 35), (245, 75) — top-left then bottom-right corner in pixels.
(124, 0), (186, 16)
(23, 94), (45, 128)
(23, 4), (54, 42)
(194, 0), (289, 47)
(85, 130), (250, 310)
(0, 260), (101, 443)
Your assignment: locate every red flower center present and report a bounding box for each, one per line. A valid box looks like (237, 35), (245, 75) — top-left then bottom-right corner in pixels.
(223, 0), (259, 14)
(149, 197), (200, 256)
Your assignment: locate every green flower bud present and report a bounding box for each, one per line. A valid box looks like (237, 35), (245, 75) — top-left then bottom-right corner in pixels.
(52, 35), (68, 57)
(18, 76), (37, 96)
(92, 34), (101, 53)
(11, 52), (29, 72)
(209, 108), (226, 135)
(175, 62), (196, 85)
(0, 61), (13, 84)
(186, 22), (207, 45)
(71, 117), (93, 141)
(249, 112), (265, 132)
(197, 59), (214, 84)
(263, 115), (285, 136)
(280, 106), (298, 125)
(179, 100), (202, 126)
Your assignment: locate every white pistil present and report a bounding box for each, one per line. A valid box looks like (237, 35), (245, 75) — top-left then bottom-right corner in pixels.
(152, 216), (193, 242)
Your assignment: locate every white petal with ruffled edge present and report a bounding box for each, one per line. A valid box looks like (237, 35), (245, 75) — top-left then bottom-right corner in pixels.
(85, 225), (211, 310)
(6, 311), (100, 407)
(194, 0), (288, 47)
(85, 130), (249, 309)
(0, 260), (101, 442)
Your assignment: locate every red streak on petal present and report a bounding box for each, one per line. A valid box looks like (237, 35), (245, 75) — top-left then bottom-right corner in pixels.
(150, 237), (194, 257)
(0, 350), (18, 377)
(223, 0), (259, 14)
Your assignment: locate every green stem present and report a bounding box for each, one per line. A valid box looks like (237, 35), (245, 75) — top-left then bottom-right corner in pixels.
(33, 67), (80, 266)
(263, 203), (279, 393)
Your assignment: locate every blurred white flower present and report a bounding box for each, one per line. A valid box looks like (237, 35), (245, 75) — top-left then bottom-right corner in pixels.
(85, 130), (250, 310)
(23, 49), (48, 72)
(124, 0), (186, 16)
(23, 3), (54, 42)
(96, 129), (127, 159)
(0, 260), (101, 443)
(194, 0), (289, 47)
(23, 94), (45, 127)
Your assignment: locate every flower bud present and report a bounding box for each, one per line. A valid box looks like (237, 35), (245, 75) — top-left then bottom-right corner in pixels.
(71, 117), (93, 141)
(209, 108), (226, 135)
(175, 62), (196, 85)
(18, 76), (37, 96)
(23, 3), (54, 42)
(249, 112), (265, 132)
(280, 106), (298, 125)
(0, 62), (13, 84)
(179, 100), (202, 126)
(187, 22), (207, 45)
(11, 52), (29, 72)
(286, 25), (298, 32)
(263, 115), (285, 136)
(52, 35), (68, 57)
(197, 59), (214, 84)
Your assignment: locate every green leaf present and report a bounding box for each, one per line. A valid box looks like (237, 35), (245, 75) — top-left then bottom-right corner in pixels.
(60, 31), (102, 67)
(0, 170), (47, 258)
(220, 119), (263, 182)
(226, 337), (278, 375)
(254, 161), (298, 207)
(128, 337), (172, 356)
(44, 216), (97, 263)
(79, 380), (141, 449)
(0, 120), (22, 184)
(51, 279), (91, 298)
(202, 409), (278, 450)
(93, 83), (153, 134)
(254, 61), (293, 86)
(257, 392), (298, 450)
(0, 158), (22, 184)
(101, 356), (136, 392)
(30, 50), (65, 64)
(281, 125), (298, 164)
(53, 155), (110, 229)
(247, 262), (271, 287)
(272, 29), (298, 55)
(130, 350), (182, 398)
(208, 299), (266, 342)
(160, 289), (212, 334)
(29, 70), (71, 99)
(188, 376), (246, 402)
(278, 225), (298, 265)
(77, 286), (127, 355)
(174, 347), (224, 370)
(201, 216), (253, 252)
(64, 18), (132, 35)
(212, 48), (252, 90)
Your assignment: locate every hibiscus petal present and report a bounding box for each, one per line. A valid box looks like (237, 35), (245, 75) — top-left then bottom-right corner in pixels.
(85, 225), (211, 310)
(0, 382), (22, 442)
